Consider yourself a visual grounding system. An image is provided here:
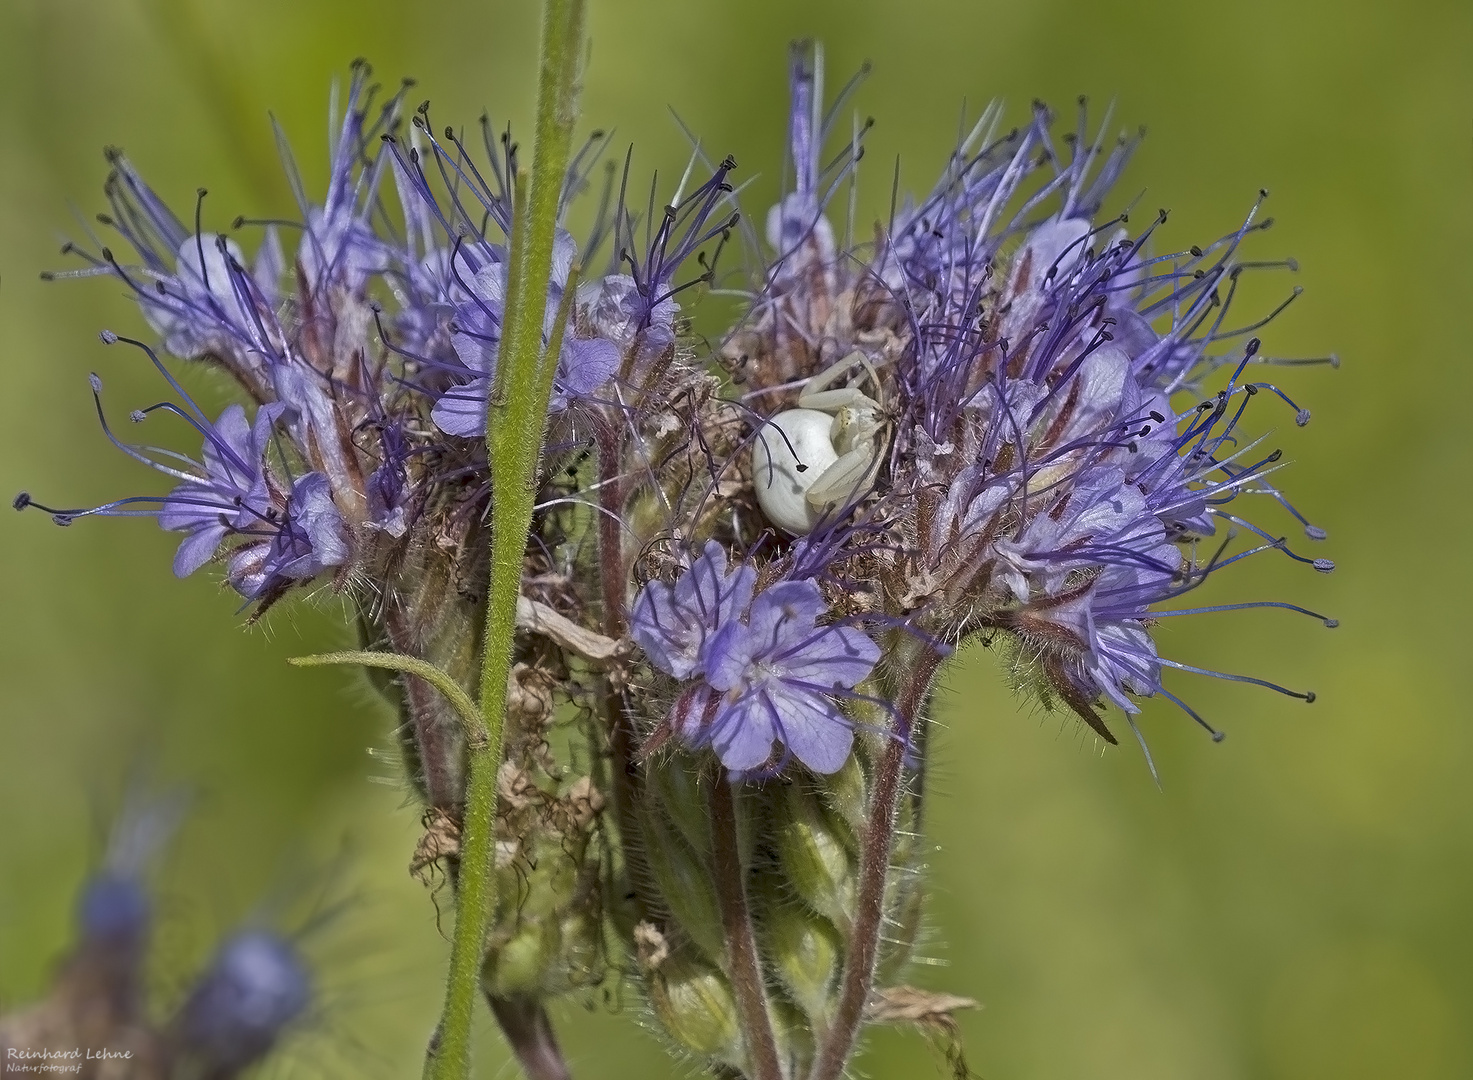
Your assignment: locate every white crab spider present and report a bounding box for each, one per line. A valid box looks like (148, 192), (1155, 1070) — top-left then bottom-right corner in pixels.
(751, 352), (888, 534)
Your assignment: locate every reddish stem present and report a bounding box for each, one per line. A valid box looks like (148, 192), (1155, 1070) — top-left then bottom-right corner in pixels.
(710, 772), (784, 1080)
(809, 642), (942, 1080)
(487, 994), (575, 1080)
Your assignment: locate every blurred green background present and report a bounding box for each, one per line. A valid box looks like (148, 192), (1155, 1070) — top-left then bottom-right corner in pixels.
(1, 0), (1469, 1076)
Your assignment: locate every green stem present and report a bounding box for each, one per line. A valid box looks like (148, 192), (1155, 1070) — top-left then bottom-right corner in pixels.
(428, 1), (589, 1077)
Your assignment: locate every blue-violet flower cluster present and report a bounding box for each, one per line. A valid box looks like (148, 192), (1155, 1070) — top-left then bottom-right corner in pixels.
(17, 43), (1337, 1080)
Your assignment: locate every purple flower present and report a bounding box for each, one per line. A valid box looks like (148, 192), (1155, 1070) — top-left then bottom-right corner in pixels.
(630, 541), (755, 680)
(430, 231), (621, 437)
(227, 471), (350, 599)
(177, 930), (311, 1071)
(695, 582), (880, 773)
(76, 790), (185, 949)
(153, 399), (349, 600)
(724, 58), (1336, 764)
(158, 401), (283, 578)
(632, 544), (879, 774)
(15, 344), (350, 604)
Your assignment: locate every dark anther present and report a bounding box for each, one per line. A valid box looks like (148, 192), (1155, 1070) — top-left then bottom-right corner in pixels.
(1246, 336), (1261, 356)
(1259, 187), (1270, 199)
(1193, 269), (1206, 279)
(232, 215), (246, 229)
(12, 492), (30, 511)
(721, 154), (738, 170)
(1211, 731), (1226, 743)
(1157, 208), (1169, 224)
(100, 247), (114, 262)
(1304, 692), (1316, 704)
(795, 463), (809, 473)
(1189, 245), (1204, 257)
(1245, 384), (1259, 396)
(1150, 411), (1165, 422)
(1267, 449), (1283, 462)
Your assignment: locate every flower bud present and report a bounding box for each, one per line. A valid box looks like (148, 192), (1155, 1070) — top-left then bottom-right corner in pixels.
(774, 783), (858, 935)
(638, 797), (725, 966)
(640, 938), (744, 1070)
(816, 753), (869, 846)
(758, 887), (843, 1030)
(647, 749), (713, 856)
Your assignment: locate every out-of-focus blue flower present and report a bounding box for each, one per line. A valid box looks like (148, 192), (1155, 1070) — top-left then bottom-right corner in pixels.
(177, 930), (312, 1072)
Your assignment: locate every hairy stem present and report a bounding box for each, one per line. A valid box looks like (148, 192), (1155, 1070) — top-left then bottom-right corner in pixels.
(591, 417), (656, 923)
(809, 638), (942, 1080)
(427, 1), (588, 1077)
(487, 995), (575, 1080)
(287, 650), (483, 741)
(710, 772), (784, 1080)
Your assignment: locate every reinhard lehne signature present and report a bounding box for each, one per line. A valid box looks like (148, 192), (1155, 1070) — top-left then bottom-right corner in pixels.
(5, 1047), (134, 1073)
